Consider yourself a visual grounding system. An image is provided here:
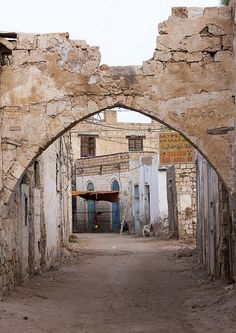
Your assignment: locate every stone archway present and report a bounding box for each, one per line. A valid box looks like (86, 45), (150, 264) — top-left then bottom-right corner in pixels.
(0, 6), (234, 205)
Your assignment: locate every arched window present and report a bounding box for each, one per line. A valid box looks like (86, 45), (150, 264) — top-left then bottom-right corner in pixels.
(87, 181), (95, 191)
(111, 180), (120, 191)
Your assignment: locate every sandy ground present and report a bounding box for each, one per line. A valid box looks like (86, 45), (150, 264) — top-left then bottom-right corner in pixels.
(1, 234), (236, 333)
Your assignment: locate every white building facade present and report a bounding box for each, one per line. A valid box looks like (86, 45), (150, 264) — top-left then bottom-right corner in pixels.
(74, 152), (168, 234)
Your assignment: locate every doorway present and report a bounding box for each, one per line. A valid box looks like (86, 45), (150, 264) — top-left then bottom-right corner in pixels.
(111, 180), (120, 232)
(134, 184), (141, 233)
(87, 181), (95, 230)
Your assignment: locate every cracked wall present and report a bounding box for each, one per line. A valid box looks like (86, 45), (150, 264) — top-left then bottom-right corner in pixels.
(0, 137), (72, 294)
(0, 6), (234, 207)
(0, 4), (235, 289)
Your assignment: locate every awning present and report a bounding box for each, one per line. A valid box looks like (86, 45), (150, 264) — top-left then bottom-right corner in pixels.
(72, 190), (119, 203)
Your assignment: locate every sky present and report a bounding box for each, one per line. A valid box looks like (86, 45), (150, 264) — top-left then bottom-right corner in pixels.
(1, 0), (219, 122)
(2, 0), (219, 66)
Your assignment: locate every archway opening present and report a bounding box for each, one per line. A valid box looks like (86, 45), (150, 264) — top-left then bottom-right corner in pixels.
(71, 107), (197, 240)
(2, 103), (233, 285)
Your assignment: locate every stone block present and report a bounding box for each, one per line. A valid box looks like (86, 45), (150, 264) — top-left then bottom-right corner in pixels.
(58, 113), (76, 129)
(218, 6), (231, 18)
(172, 52), (186, 62)
(17, 152), (32, 169)
(222, 35), (233, 50)
(88, 46), (101, 61)
(87, 100), (99, 113)
(46, 100), (71, 117)
(114, 95), (126, 106)
(1, 144), (16, 151)
(207, 24), (226, 36)
(142, 60), (163, 76)
(156, 35), (183, 51)
(12, 50), (29, 66)
(172, 7), (188, 18)
(71, 39), (88, 49)
(17, 33), (37, 50)
(29, 50), (46, 63)
(158, 16), (207, 38)
(9, 163), (25, 180)
(204, 7), (219, 18)
(214, 50), (232, 62)
(153, 51), (172, 62)
(37, 33), (66, 51)
(81, 60), (100, 75)
(158, 21), (168, 35)
(180, 35), (222, 53)
(187, 7), (204, 18)
(125, 96), (135, 108)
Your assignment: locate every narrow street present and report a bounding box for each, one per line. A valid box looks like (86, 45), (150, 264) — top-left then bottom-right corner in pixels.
(0, 234), (236, 333)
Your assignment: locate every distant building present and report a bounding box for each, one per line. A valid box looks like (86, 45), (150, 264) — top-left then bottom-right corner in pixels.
(73, 152), (166, 234)
(71, 109), (196, 238)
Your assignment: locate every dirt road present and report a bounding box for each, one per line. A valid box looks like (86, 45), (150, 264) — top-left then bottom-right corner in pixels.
(0, 234), (236, 333)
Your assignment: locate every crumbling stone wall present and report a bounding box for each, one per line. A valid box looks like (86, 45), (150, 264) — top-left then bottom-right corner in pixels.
(0, 137), (72, 295)
(0, 6), (234, 208)
(175, 163), (196, 239)
(166, 163), (196, 240)
(0, 5), (235, 288)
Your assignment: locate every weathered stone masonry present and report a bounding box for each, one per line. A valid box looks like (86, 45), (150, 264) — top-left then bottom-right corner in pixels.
(167, 163), (196, 239)
(0, 6), (234, 205)
(0, 5), (235, 290)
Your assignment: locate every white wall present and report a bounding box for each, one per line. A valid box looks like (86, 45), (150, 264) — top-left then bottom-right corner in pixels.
(138, 155), (159, 227)
(20, 184), (29, 281)
(75, 153), (168, 233)
(158, 170), (168, 224)
(41, 144), (59, 268)
(33, 188), (41, 272)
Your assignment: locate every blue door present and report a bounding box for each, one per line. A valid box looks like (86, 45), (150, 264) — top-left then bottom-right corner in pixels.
(87, 181), (95, 230)
(111, 180), (120, 232)
(134, 185), (141, 232)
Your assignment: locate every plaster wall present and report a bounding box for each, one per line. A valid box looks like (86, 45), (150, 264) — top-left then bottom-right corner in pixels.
(75, 153), (163, 234)
(0, 137), (72, 294)
(0, 6), (234, 205)
(136, 155), (160, 227)
(20, 183), (29, 281)
(70, 109), (162, 160)
(196, 153), (232, 280)
(40, 143), (59, 268)
(158, 170), (169, 224)
(0, 2), (235, 289)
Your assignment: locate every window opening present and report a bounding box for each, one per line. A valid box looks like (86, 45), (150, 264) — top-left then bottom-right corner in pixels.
(128, 137), (143, 151)
(81, 136), (96, 157)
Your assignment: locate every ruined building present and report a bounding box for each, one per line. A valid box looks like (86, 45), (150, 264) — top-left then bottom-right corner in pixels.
(0, 135), (72, 292)
(0, 3), (236, 293)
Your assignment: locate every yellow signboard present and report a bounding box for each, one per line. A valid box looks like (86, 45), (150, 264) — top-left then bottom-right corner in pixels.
(159, 132), (194, 165)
